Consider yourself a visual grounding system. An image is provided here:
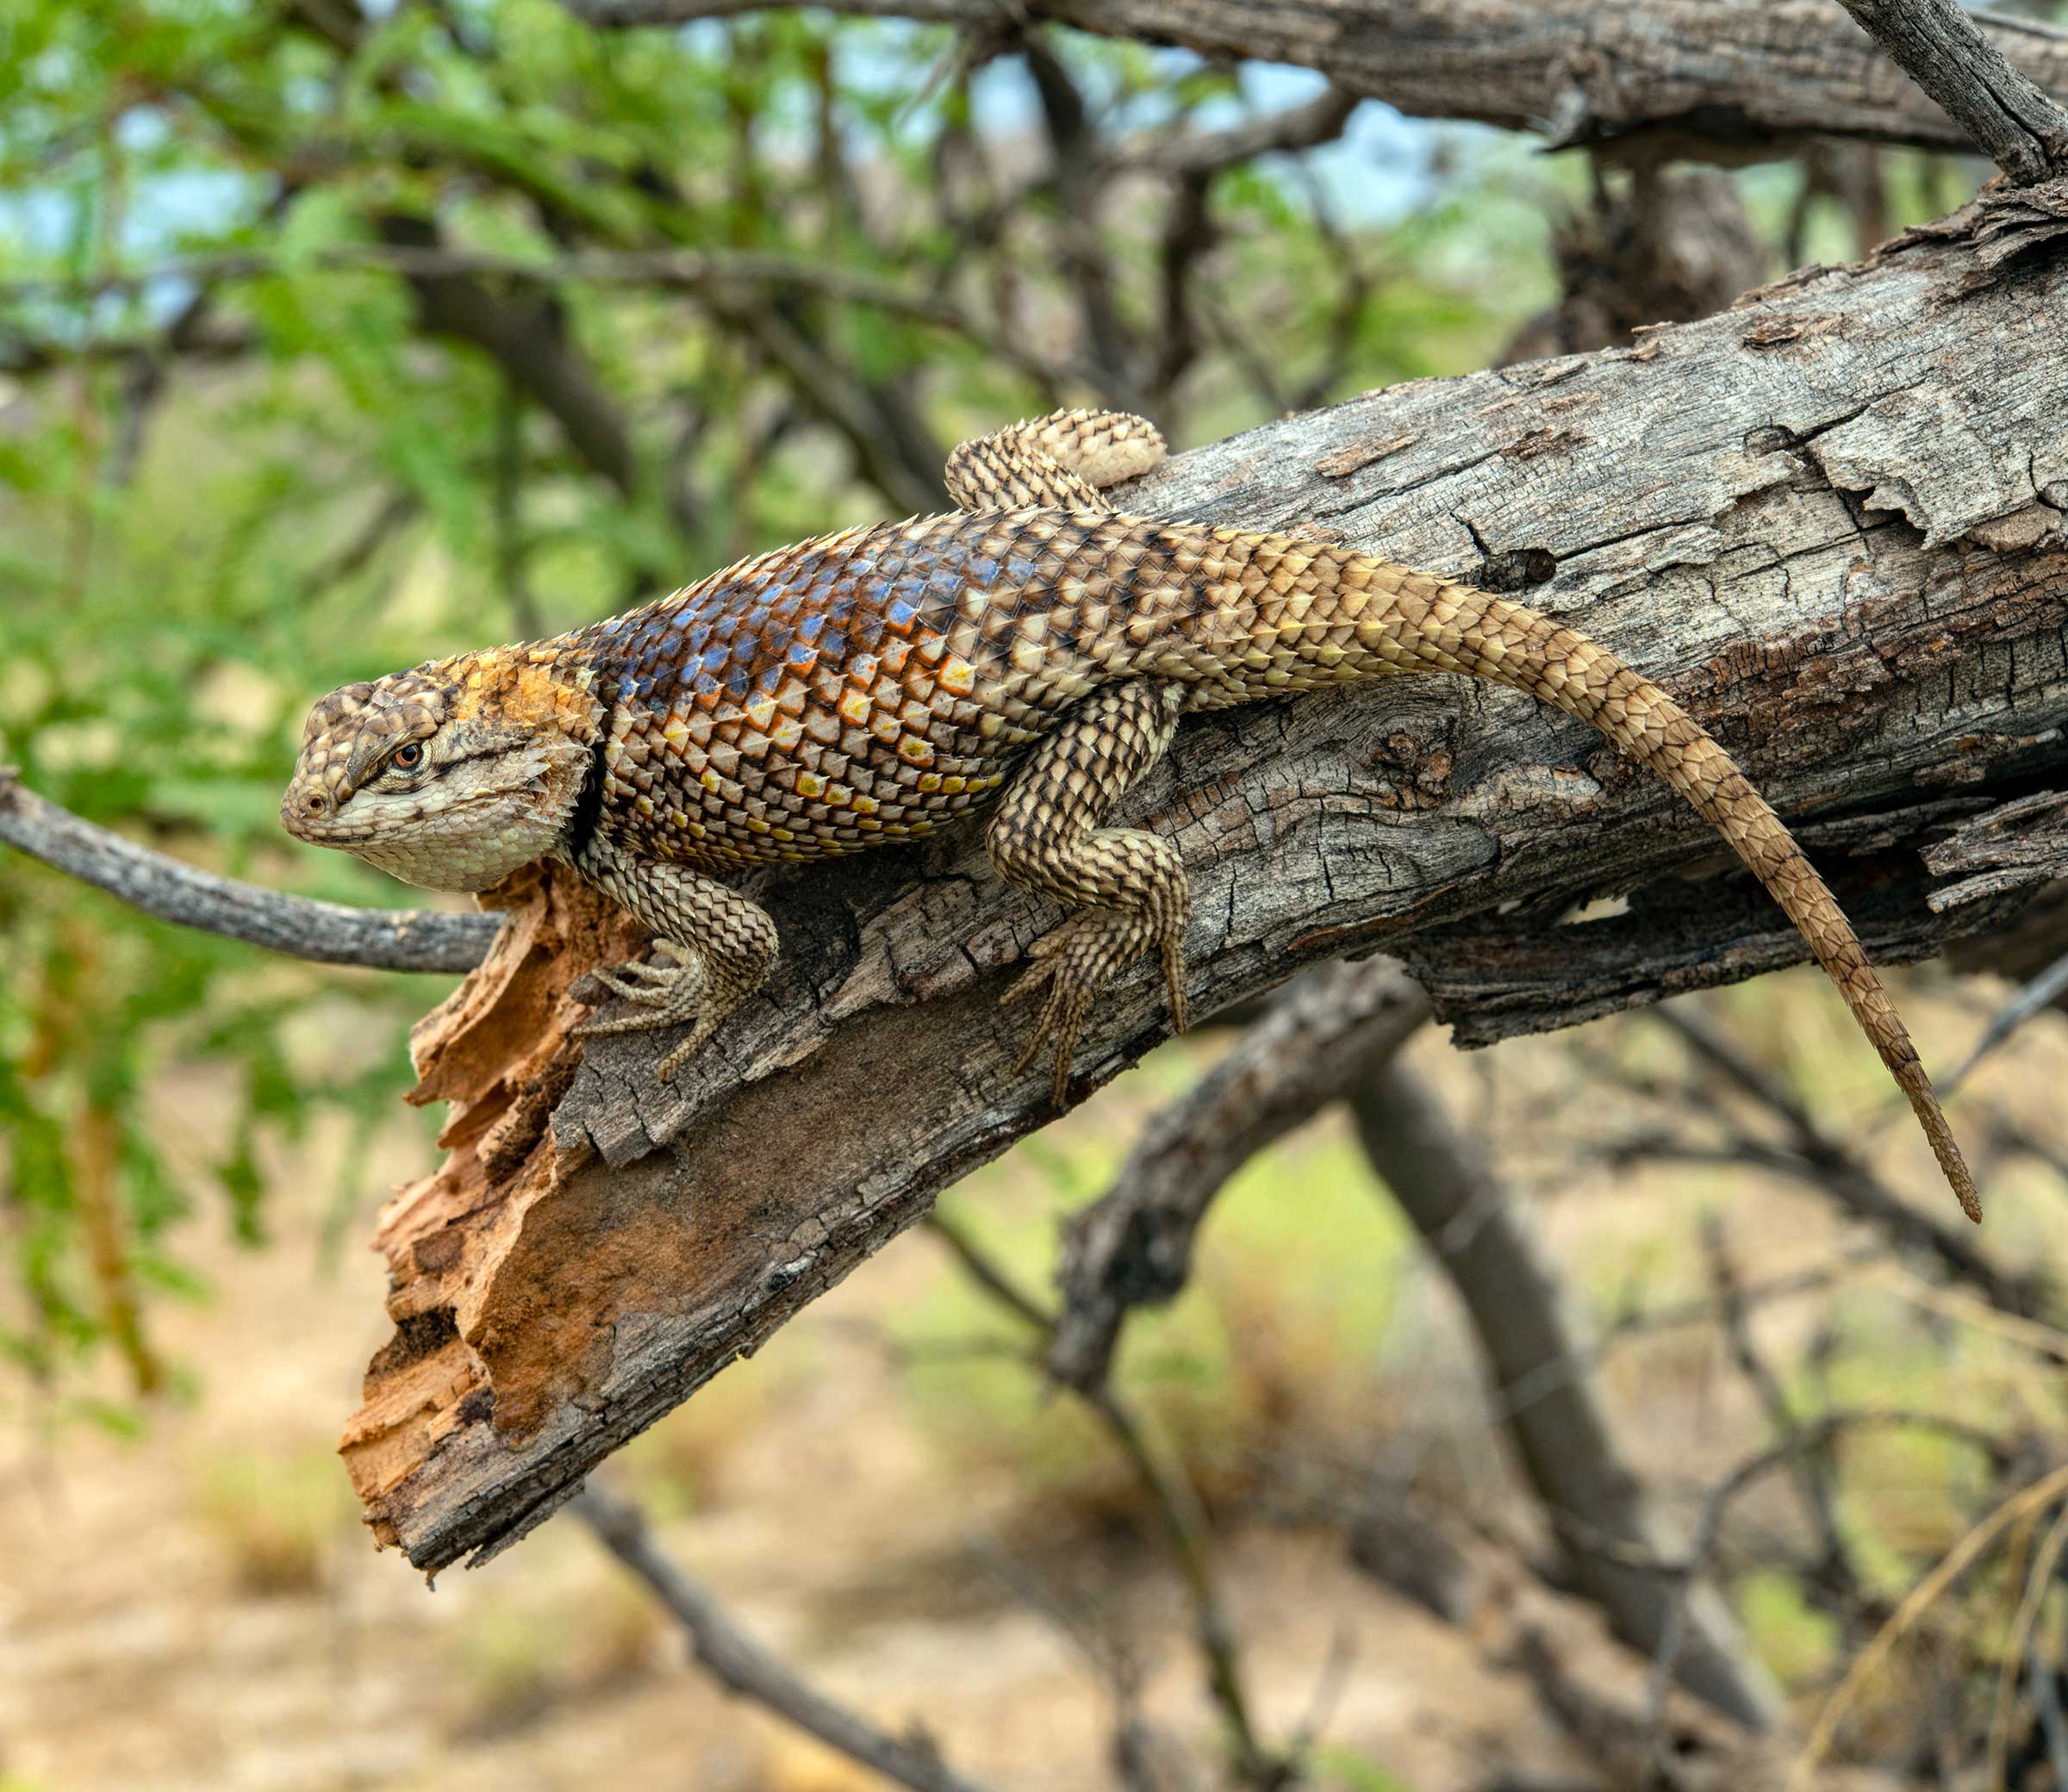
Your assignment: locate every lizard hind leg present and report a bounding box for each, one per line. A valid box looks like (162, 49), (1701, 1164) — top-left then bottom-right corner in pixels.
(987, 681), (1189, 1107)
(944, 408), (1168, 512)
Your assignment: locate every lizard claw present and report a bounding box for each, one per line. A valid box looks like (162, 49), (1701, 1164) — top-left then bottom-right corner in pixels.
(1001, 907), (1187, 1107)
(574, 939), (714, 1074)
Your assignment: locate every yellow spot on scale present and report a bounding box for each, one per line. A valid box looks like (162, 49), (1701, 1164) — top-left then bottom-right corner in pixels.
(795, 771), (824, 799)
(669, 809), (688, 828)
(852, 793), (880, 816)
(917, 772), (943, 793)
(897, 736), (935, 766)
(939, 656), (976, 696)
(939, 775), (967, 794)
(701, 768), (721, 793)
(745, 816), (770, 834)
(838, 688), (872, 725)
(744, 694), (777, 731)
(635, 795), (655, 816)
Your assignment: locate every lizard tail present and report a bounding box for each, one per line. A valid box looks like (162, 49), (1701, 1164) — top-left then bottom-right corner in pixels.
(1344, 563), (1978, 1223)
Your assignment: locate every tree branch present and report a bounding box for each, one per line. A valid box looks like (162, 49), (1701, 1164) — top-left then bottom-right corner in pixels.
(0, 243), (982, 334)
(0, 770), (496, 974)
(558, 0), (2068, 162)
(1641, 1006), (2048, 1319)
(1832, 0), (2068, 184)
(1046, 956), (1432, 1393)
(571, 1483), (996, 1792)
(922, 1215), (1284, 1788)
(1349, 1061), (1781, 1731)
(39, 177), (2059, 1573)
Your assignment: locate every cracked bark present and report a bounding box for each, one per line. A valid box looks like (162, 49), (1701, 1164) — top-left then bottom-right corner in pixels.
(564, 0), (2068, 164)
(342, 180), (2068, 1574)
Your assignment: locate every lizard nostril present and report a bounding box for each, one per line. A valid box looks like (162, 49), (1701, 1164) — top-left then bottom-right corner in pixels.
(302, 793), (328, 815)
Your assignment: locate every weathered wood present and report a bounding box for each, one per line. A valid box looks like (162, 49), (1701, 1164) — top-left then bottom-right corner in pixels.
(1833, 0), (2068, 184)
(0, 769), (498, 974)
(565, 0), (2068, 163)
(343, 180), (2068, 1574)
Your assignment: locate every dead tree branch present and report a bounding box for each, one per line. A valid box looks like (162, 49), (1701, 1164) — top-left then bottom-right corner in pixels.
(33, 178), (2061, 1573)
(560, 0), (2068, 162)
(1046, 956), (1432, 1394)
(0, 769), (496, 974)
(1349, 1061), (1781, 1731)
(923, 1214), (1286, 1790)
(1833, 0), (2068, 184)
(572, 1482), (996, 1792)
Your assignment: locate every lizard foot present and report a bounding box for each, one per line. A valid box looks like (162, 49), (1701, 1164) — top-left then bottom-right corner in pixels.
(1002, 907), (1188, 1107)
(572, 941), (728, 1079)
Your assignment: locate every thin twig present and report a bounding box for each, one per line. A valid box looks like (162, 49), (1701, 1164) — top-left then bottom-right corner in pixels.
(1047, 956), (1430, 1393)
(1988, 1496), (2068, 1788)
(0, 242), (973, 324)
(0, 769), (497, 973)
(1788, 1460), (2068, 1789)
(1701, 1216), (1856, 1602)
(571, 1482), (995, 1792)
(1935, 945), (2068, 1102)
(1648, 1005), (2044, 1317)
(1113, 84), (1358, 179)
(924, 1212), (1290, 1790)
(1644, 1408), (2012, 1749)
(1832, 0), (2068, 184)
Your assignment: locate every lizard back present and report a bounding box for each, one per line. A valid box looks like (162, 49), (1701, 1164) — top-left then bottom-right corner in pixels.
(570, 507), (1317, 871)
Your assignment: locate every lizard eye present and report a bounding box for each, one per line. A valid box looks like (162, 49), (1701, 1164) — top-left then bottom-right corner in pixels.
(389, 741), (425, 771)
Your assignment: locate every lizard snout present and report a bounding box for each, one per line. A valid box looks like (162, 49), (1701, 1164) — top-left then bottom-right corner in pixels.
(281, 779), (337, 840)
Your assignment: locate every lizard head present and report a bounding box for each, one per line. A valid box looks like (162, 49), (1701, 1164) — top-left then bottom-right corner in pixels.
(282, 653), (599, 893)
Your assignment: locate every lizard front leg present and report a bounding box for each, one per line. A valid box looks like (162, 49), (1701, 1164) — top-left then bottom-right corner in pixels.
(987, 681), (1188, 1106)
(570, 839), (778, 1080)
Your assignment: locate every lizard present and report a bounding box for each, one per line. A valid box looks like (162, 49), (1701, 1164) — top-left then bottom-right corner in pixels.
(281, 407), (1979, 1222)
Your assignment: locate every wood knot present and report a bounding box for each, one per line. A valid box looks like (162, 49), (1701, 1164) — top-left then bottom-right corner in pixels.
(1365, 730), (1456, 810)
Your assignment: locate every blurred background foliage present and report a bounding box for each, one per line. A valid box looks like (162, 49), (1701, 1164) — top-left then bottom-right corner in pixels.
(7, 3), (2068, 1787)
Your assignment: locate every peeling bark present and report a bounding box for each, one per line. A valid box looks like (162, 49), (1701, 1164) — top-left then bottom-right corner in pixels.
(346, 181), (2068, 1574)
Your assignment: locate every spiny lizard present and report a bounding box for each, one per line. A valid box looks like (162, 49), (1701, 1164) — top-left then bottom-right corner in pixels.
(282, 408), (1978, 1221)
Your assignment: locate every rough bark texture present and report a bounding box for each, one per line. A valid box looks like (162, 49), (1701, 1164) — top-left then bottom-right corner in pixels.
(345, 180), (2068, 1574)
(1834, 0), (2068, 184)
(568, 0), (2068, 163)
